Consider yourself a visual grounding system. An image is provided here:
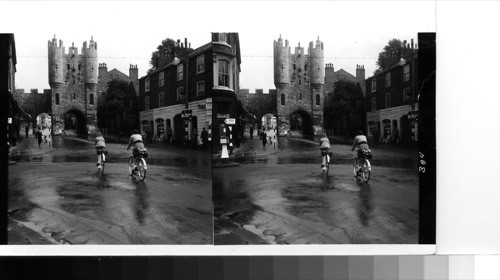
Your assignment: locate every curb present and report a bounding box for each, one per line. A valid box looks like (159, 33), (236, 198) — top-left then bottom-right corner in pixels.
(213, 161), (240, 168)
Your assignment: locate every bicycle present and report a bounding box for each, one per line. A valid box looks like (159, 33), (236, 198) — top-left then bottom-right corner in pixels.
(128, 148), (148, 181)
(353, 149), (372, 182)
(321, 149), (333, 176)
(97, 149), (107, 174)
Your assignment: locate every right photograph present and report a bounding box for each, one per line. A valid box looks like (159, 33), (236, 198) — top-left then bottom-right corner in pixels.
(212, 32), (435, 245)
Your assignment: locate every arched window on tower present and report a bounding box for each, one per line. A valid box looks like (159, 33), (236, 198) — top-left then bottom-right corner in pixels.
(281, 93), (285, 105)
(73, 92), (76, 100)
(315, 94), (320, 105)
(55, 93), (60, 105)
(89, 93), (94, 105)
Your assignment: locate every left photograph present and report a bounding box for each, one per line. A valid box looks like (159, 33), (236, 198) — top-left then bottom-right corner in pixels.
(4, 33), (213, 244)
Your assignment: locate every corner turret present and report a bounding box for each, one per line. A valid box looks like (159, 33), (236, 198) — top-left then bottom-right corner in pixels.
(83, 36), (98, 85)
(48, 35), (64, 86)
(273, 35), (290, 89)
(308, 36), (324, 89)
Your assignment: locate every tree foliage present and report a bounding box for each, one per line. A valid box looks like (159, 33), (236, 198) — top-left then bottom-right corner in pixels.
(375, 38), (417, 74)
(149, 38), (191, 73)
(323, 80), (357, 128)
(97, 80), (130, 131)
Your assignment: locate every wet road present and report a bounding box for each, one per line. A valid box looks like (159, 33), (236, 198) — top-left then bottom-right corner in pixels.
(8, 134), (212, 244)
(213, 133), (419, 244)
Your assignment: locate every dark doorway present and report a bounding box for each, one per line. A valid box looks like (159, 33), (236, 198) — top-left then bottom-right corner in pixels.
(174, 114), (184, 143)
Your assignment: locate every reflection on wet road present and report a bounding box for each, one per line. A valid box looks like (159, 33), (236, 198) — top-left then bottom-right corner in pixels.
(213, 134), (419, 244)
(8, 135), (212, 244)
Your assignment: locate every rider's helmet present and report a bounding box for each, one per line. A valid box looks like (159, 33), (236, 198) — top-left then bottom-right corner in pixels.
(95, 132), (102, 137)
(357, 130), (364, 136)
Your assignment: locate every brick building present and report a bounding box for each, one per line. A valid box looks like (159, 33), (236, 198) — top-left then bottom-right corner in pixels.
(365, 42), (418, 144)
(274, 35), (325, 135)
(2, 34), (31, 147)
(139, 33), (244, 150)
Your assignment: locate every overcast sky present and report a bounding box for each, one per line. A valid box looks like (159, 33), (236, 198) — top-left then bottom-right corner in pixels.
(1, 1), (435, 92)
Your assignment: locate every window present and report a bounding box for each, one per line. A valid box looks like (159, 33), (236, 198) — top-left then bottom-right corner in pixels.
(73, 92), (76, 100)
(197, 81), (205, 98)
(145, 96), (150, 110)
(315, 94), (320, 105)
(197, 55), (205, 74)
(371, 97), (377, 111)
(385, 72), (391, 87)
(371, 79), (377, 92)
(78, 64), (81, 71)
(159, 72), (164, 87)
(67, 64), (70, 70)
(299, 93), (302, 100)
(305, 64), (307, 71)
(145, 78), (150, 92)
(293, 64), (296, 70)
(299, 79), (301, 85)
(386, 93), (391, 108)
(55, 93), (60, 105)
(403, 87), (411, 102)
(403, 65), (410, 82)
(177, 64), (183, 81)
(218, 60), (229, 87)
(89, 93), (94, 105)
(281, 93), (285, 105)
(177, 86), (185, 101)
(159, 92), (164, 107)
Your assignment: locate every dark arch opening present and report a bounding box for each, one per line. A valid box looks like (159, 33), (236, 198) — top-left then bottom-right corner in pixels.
(290, 110), (314, 136)
(63, 109), (87, 135)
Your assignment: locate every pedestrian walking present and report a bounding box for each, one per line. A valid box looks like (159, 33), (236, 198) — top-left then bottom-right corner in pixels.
(201, 127), (208, 149)
(261, 130), (267, 148)
(249, 125), (254, 139)
(25, 125), (29, 138)
(36, 127), (43, 147)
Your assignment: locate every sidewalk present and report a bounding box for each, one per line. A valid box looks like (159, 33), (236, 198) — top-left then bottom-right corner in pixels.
(212, 131), (279, 163)
(7, 218), (55, 245)
(8, 133), (54, 164)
